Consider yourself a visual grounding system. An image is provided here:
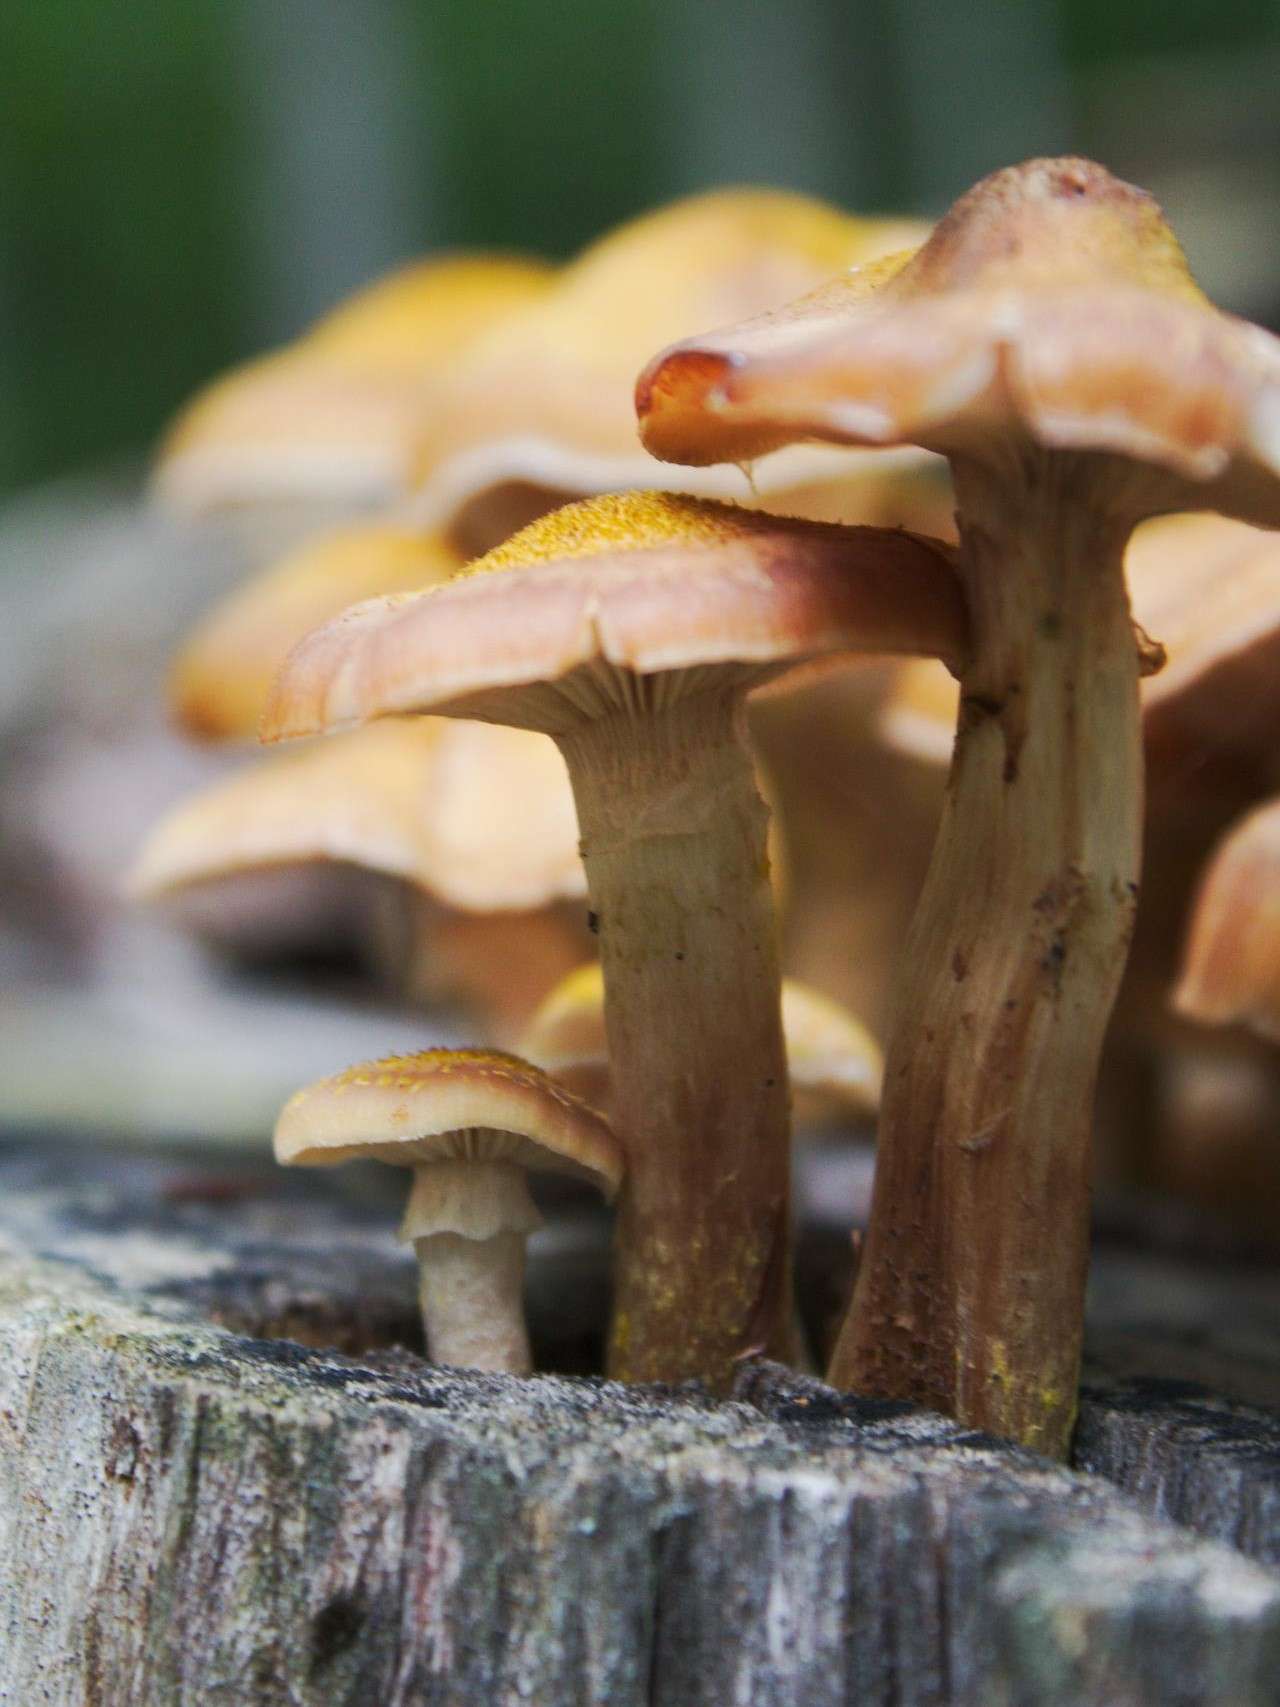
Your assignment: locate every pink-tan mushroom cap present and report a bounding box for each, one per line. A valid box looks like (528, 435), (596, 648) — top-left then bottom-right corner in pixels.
(170, 524), (463, 743)
(274, 1048), (622, 1196)
(1174, 799), (1280, 1040)
(130, 717), (584, 915)
(262, 491), (966, 743)
(777, 979), (884, 1116)
(155, 254), (554, 514)
(404, 190), (932, 532)
(637, 158), (1280, 528)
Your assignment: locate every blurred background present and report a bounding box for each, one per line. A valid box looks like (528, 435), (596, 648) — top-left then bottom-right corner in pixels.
(4, 0), (1280, 499)
(2, 0), (1279, 1164)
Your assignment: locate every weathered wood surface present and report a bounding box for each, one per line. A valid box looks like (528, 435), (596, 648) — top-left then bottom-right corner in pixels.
(1, 1141), (1279, 1706)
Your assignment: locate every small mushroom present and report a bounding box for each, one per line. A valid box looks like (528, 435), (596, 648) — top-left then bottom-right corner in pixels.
(404, 189), (934, 555)
(638, 157), (1280, 1453)
(154, 254), (553, 522)
(170, 524), (463, 743)
(1175, 799), (1280, 1041)
(275, 1048), (621, 1372)
(263, 490), (964, 1388)
(520, 963), (882, 1127)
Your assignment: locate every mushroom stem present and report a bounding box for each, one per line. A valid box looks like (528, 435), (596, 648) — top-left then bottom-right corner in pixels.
(403, 1157), (543, 1374)
(558, 689), (793, 1389)
(413, 1231), (533, 1374)
(828, 455), (1143, 1456)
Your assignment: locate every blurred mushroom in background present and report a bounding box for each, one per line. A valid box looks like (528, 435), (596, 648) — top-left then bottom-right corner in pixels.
(402, 188), (941, 556)
(153, 253), (555, 559)
(169, 523), (465, 743)
(131, 718), (590, 1039)
(1177, 796), (1280, 1043)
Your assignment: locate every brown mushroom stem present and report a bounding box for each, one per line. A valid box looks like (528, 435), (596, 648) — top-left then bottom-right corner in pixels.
(412, 1233), (532, 1374)
(558, 689), (793, 1389)
(828, 456), (1143, 1457)
(402, 1157), (541, 1374)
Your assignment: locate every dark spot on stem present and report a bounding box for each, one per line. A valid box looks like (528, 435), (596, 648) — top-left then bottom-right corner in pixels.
(959, 692), (1004, 727)
(1041, 932), (1067, 986)
(674, 951), (684, 961)
(951, 950), (968, 982)
(587, 910), (600, 934)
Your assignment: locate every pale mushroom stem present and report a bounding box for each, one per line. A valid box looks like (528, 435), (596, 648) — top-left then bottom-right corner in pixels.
(404, 1157), (541, 1374)
(558, 689), (794, 1390)
(413, 1231), (533, 1374)
(828, 454), (1144, 1457)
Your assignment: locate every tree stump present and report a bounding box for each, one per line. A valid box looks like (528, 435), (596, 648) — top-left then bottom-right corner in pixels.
(1, 1140), (1279, 1706)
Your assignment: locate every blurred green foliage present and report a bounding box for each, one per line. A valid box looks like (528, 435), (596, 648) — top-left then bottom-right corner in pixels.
(1063, 0), (1274, 61)
(1, 2), (246, 491)
(421, 0), (667, 254)
(1, 0), (1277, 500)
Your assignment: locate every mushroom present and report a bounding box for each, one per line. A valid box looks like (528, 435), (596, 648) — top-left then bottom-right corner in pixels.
(263, 490), (965, 1388)
(403, 189), (936, 556)
(1175, 799), (1280, 1042)
(637, 157), (1280, 1452)
(275, 1048), (621, 1372)
(170, 523), (463, 743)
(154, 254), (553, 525)
(129, 717), (590, 1033)
(519, 963), (882, 1127)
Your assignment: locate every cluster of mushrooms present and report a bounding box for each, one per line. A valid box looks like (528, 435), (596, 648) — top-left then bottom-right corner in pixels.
(134, 158), (1280, 1460)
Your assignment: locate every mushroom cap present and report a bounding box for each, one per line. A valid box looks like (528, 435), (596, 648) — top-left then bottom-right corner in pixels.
(638, 157), (1280, 528)
(1174, 798), (1280, 1041)
(155, 254), (553, 514)
(130, 717), (585, 914)
(879, 512), (1280, 773)
(516, 963), (612, 1107)
(405, 190), (933, 536)
(170, 524), (462, 742)
(263, 490), (966, 743)
(878, 655), (964, 767)
(519, 963), (883, 1122)
(778, 980), (884, 1116)
(274, 1048), (622, 1197)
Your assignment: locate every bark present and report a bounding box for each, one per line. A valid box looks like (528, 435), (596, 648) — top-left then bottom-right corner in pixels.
(1, 1143), (1279, 1706)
